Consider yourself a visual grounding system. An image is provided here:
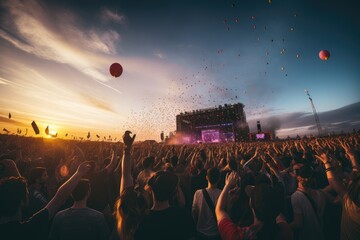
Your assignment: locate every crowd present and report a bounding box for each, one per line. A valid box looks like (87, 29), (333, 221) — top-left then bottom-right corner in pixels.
(0, 131), (359, 240)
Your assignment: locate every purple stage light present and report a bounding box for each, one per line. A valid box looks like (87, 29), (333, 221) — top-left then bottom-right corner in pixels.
(202, 129), (220, 143)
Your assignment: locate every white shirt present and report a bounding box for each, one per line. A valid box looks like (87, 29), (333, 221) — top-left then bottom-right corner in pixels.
(291, 190), (326, 240)
(192, 188), (221, 237)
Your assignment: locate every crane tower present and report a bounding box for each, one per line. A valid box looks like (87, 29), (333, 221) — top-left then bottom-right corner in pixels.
(305, 89), (322, 136)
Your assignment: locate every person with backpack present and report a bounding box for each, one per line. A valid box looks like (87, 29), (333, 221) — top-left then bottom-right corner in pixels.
(192, 167), (222, 240)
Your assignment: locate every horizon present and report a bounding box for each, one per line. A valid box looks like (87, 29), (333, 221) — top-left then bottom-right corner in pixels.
(2, 101), (359, 141)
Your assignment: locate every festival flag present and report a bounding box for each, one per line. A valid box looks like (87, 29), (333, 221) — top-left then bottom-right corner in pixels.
(31, 121), (40, 134)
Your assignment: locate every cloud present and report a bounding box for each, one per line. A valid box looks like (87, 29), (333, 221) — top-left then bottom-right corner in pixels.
(0, 0), (120, 86)
(154, 51), (166, 59)
(0, 64), (119, 127)
(0, 115), (28, 127)
(79, 93), (115, 113)
(0, 0), (192, 98)
(100, 8), (126, 23)
(0, 77), (10, 85)
(250, 102), (360, 137)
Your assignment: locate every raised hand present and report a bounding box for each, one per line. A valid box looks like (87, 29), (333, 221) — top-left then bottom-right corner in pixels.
(314, 146), (331, 165)
(123, 130), (136, 149)
(225, 171), (240, 188)
(76, 161), (92, 176)
(339, 139), (355, 158)
(110, 143), (120, 155)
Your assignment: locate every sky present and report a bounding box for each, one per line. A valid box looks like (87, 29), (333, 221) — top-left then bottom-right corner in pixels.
(0, 0), (359, 141)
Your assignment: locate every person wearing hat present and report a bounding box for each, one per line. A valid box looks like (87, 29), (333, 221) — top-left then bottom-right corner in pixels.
(289, 165), (327, 240)
(134, 170), (196, 240)
(215, 171), (293, 240)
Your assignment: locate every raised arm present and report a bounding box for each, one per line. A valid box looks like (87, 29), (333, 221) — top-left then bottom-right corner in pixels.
(315, 151), (347, 198)
(46, 161), (91, 219)
(298, 141), (308, 159)
(339, 139), (359, 171)
(104, 143), (120, 174)
(120, 131), (136, 195)
(243, 146), (259, 168)
(262, 154), (284, 185)
(215, 171), (238, 223)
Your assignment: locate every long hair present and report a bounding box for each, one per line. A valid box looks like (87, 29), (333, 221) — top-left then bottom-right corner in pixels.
(250, 183), (283, 240)
(0, 177), (27, 217)
(115, 188), (147, 240)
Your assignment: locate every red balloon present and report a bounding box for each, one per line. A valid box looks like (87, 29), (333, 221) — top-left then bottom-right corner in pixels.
(109, 63), (123, 77)
(319, 50), (330, 61)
